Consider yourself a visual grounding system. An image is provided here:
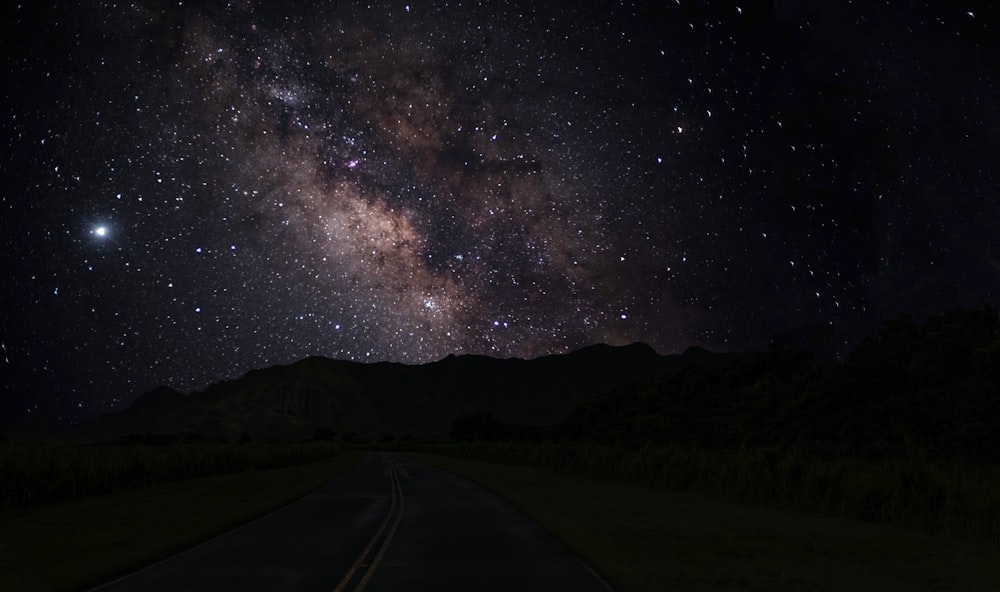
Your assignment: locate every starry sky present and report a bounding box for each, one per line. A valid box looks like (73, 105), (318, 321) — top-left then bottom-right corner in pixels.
(3, 0), (999, 424)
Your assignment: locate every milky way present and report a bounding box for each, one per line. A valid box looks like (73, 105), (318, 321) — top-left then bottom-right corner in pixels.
(3, 1), (999, 422)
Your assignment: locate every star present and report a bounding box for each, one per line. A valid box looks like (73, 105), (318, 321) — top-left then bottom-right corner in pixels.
(3, 0), (996, 423)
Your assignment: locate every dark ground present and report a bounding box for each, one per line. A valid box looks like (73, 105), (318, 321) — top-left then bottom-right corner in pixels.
(92, 453), (609, 592)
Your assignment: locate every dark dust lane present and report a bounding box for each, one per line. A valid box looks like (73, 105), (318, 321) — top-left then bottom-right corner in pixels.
(365, 454), (611, 592)
(93, 453), (393, 592)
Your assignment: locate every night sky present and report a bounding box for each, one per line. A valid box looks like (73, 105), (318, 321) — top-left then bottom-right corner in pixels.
(3, 1), (999, 424)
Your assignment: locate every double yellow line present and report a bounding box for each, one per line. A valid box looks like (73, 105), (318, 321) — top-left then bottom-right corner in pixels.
(333, 459), (405, 592)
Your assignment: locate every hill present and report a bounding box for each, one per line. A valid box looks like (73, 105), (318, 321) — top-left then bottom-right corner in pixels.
(61, 342), (722, 443)
(553, 307), (1000, 460)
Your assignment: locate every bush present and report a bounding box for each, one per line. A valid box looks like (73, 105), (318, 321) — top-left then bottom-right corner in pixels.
(408, 440), (1000, 545)
(0, 442), (341, 508)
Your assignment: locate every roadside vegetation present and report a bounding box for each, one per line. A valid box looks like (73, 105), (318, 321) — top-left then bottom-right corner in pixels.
(415, 440), (1000, 545)
(410, 306), (1000, 546)
(0, 451), (362, 592)
(0, 441), (342, 508)
(415, 454), (1000, 591)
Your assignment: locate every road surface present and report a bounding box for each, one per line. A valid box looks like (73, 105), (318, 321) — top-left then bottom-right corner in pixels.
(93, 453), (611, 592)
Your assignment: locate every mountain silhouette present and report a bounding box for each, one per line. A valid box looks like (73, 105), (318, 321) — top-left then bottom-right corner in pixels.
(63, 342), (725, 443)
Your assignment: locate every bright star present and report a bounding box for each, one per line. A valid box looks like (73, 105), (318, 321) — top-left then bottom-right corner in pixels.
(93, 226), (107, 237)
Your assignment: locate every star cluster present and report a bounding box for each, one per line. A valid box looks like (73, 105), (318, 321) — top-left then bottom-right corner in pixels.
(2, 1), (998, 422)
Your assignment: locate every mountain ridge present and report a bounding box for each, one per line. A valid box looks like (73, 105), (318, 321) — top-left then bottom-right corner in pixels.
(61, 342), (728, 443)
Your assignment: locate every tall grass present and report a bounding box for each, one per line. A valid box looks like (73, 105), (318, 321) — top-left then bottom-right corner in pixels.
(0, 442), (342, 508)
(414, 441), (1000, 545)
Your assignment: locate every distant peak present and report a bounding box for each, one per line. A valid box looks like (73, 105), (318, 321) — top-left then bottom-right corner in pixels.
(130, 385), (183, 409)
(621, 341), (658, 354)
(143, 385), (182, 398)
(681, 345), (714, 358)
(572, 342), (660, 357)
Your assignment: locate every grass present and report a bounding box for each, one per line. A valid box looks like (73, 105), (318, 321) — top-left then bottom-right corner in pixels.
(413, 453), (1000, 591)
(0, 442), (344, 508)
(0, 451), (363, 592)
(412, 441), (1000, 545)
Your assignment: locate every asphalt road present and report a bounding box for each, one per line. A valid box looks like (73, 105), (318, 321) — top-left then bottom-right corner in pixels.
(93, 452), (611, 592)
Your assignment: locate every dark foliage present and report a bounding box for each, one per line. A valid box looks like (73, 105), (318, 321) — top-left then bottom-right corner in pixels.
(0, 443), (342, 508)
(311, 427), (337, 442)
(452, 306), (1000, 461)
(554, 306), (1000, 460)
(451, 412), (507, 442)
(341, 431), (369, 446)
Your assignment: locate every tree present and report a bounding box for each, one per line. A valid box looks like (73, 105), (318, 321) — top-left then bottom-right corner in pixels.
(450, 411), (506, 442)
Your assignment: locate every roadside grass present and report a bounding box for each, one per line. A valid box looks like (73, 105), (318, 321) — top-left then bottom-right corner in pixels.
(0, 442), (344, 508)
(413, 453), (1000, 592)
(0, 451), (363, 592)
(411, 441), (1000, 545)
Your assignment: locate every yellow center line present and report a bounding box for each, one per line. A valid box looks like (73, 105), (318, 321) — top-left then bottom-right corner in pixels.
(332, 459), (405, 592)
(356, 462), (405, 591)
